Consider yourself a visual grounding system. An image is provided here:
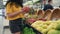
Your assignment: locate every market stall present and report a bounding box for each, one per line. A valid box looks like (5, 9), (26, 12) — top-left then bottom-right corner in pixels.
(22, 0), (60, 34)
(23, 6), (60, 34)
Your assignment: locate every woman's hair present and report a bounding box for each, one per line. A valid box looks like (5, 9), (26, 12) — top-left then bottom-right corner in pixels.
(5, 0), (23, 7)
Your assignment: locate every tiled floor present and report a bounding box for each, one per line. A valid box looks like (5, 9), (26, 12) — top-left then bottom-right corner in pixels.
(0, 16), (3, 34)
(3, 28), (11, 34)
(2, 17), (11, 34)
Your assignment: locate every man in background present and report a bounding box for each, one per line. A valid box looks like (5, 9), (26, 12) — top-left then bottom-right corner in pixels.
(43, 0), (53, 11)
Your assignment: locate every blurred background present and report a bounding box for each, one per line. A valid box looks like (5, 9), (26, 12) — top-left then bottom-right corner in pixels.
(0, 0), (60, 34)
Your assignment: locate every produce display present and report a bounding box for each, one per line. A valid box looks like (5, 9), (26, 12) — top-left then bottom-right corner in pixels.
(26, 18), (36, 24)
(25, 7), (38, 24)
(23, 6), (60, 34)
(31, 20), (60, 34)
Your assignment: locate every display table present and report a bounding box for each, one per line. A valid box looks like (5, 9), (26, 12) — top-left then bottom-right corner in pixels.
(24, 20), (42, 34)
(25, 23), (42, 34)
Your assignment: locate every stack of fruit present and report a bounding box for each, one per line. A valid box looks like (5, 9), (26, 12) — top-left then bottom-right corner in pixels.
(47, 20), (60, 34)
(31, 20), (60, 34)
(25, 7), (38, 24)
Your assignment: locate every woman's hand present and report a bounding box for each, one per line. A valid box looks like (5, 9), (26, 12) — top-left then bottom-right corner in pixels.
(22, 7), (30, 13)
(7, 7), (30, 18)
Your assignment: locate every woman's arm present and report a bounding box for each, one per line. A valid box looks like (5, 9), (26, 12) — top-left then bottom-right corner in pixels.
(7, 7), (30, 18)
(7, 10), (23, 18)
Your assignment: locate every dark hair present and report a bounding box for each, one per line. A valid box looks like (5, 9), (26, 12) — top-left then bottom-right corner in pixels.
(5, 0), (23, 7)
(48, 0), (52, 2)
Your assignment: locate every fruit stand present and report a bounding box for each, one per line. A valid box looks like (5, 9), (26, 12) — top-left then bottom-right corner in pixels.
(31, 20), (60, 34)
(23, 7), (60, 34)
(23, 0), (60, 34)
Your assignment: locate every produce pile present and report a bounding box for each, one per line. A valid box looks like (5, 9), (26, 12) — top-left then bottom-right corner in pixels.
(31, 20), (60, 34)
(25, 7), (38, 24)
(23, 27), (36, 34)
(23, 6), (60, 34)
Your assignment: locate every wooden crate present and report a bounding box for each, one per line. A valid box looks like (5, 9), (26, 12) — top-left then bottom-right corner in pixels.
(43, 9), (53, 21)
(51, 8), (60, 20)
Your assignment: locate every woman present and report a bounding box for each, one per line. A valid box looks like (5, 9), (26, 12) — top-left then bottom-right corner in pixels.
(5, 0), (29, 34)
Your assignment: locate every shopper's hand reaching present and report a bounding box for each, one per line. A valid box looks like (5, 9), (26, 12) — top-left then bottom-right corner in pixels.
(22, 7), (30, 13)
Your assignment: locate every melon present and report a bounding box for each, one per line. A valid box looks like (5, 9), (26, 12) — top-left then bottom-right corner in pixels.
(55, 23), (60, 30)
(47, 30), (60, 34)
